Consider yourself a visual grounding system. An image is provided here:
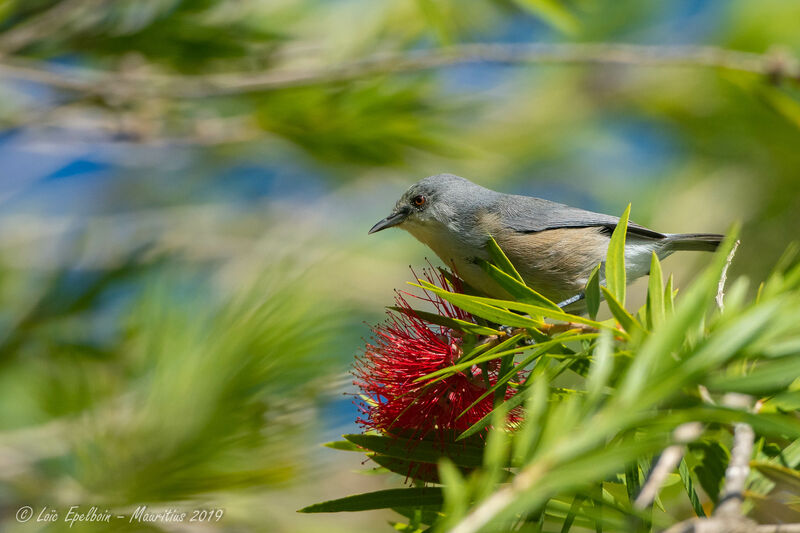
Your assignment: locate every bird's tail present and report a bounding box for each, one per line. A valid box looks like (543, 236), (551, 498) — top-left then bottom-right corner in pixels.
(664, 233), (724, 252)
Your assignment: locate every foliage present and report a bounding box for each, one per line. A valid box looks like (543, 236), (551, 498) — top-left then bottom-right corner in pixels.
(0, 247), (343, 530)
(309, 214), (800, 532)
(2, 1), (800, 532)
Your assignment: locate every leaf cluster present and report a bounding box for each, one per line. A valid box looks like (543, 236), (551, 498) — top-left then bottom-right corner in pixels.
(309, 208), (800, 532)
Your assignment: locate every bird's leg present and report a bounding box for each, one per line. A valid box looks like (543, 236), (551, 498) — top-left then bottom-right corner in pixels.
(557, 292), (585, 309)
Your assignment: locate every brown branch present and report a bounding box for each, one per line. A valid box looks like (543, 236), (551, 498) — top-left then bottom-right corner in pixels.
(0, 43), (798, 101)
(538, 322), (598, 335)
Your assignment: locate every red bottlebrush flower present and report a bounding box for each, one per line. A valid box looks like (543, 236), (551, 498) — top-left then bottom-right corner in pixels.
(353, 267), (520, 444)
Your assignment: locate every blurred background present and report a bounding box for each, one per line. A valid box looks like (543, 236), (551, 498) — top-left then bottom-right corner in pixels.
(0, 0), (798, 531)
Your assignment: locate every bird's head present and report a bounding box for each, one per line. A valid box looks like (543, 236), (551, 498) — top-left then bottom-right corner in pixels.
(368, 174), (488, 234)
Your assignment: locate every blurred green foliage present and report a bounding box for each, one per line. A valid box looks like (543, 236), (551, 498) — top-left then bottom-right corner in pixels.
(0, 0), (799, 532)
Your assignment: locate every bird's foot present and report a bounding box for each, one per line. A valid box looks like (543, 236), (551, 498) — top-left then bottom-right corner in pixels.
(557, 292), (585, 309)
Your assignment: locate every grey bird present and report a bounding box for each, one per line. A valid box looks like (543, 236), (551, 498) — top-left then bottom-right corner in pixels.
(369, 174), (723, 312)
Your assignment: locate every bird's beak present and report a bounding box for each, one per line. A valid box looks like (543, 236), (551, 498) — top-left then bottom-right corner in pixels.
(368, 209), (409, 234)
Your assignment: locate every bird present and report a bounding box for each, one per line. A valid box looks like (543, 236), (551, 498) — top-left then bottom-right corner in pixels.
(368, 174), (723, 313)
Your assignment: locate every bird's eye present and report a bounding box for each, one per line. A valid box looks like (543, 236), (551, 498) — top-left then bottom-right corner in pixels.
(412, 195), (426, 207)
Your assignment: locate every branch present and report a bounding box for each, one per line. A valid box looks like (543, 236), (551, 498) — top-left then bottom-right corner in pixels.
(715, 394), (755, 518)
(662, 394), (760, 533)
(634, 422), (703, 510)
(0, 43), (799, 100)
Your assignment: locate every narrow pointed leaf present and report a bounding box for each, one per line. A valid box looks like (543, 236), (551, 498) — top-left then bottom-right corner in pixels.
(368, 454), (442, 483)
(647, 252), (665, 330)
(414, 281), (621, 336)
(299, 488), (443, 513)
(606, 204), (631, 307)
(388, 306), (500, 336)
(457, 391), (527, 441)
(512, 378), (550, 463)
(486, 235), (524, 283)
(587, 330), (613, 402)
(344, 434), (484, 468)
(678, 458), (706, 517)
(412, 282), (544, 329)
(600, 286), (641, 335)
(454, 333), (598, 416)
(323, 440), (362, 452)
(751, 462), (800, 491)
(585, 263), (602, 320)
(664, 274), (675, 316)
(705, 356), (800, 395)
(560, 495), (585, 533)
(476, 257), (560, 310)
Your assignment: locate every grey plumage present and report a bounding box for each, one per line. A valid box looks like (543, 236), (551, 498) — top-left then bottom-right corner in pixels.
(369, 174), (723, 312)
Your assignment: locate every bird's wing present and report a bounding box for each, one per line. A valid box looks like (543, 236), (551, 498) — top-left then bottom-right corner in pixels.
(495, 195), (666, 239)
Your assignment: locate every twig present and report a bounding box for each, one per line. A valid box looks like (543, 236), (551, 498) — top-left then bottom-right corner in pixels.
(716, 240), (741, 312)
(715, 394), (755, 518)
(754, 526), (800, 533)
(634, 423), (703, 510)
(661, 394), (759, 533)
(538, 322), (598, 335)
(0, 43), (799, 100)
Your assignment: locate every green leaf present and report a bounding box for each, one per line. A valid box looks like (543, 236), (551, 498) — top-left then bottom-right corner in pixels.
(560, 495), (585, 533)
(618, 231), (740, 405)
(587, 330), (613, 402)
(751, 462), (800, 492)
(750, 438), (800, 496)
(486, 235), (524, 283)
(600, 286), (641, 335)
(688, 441), (729, 504)
(512, 378), (550, 464)
(453, 333), (598, 418)
(751, 84), (800, 129)
(664, 274), (675, 316)
(606, 204), (631, 307)
(299, 487), (443, 513)
(476, 258), (560, 310)
(344, 434), (484, 468)
(388, 306), (500, 336)
(585, 263), (601, 321)
(647, 252), (665, 330)
(706, 356), (800, 395)
(412, 282), (544, 329)
(511, 0), (580, 34)
(439, 458), (468, 525)
(678, 458), (707, 517)
(417, 336), (532, 382)
(625, 464), (641, 507)
(457, 390), (529, 442)
(415, 0), (454, 45)
(323, 440), (362, 452)
(414, 281), (620, 335)
(368, 454), (442, 484)
(484, 403), (511, 475)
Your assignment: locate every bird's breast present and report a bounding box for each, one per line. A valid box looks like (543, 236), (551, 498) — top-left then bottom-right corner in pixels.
(402, 220), (511, 298)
